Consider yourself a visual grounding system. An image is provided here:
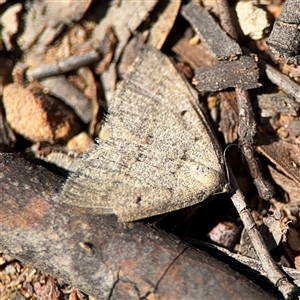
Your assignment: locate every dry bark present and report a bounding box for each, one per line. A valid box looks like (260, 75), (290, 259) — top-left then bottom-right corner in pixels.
(181, 2), (241, 60)
(0, 152), (275, 299)
(268, 0), (300, 65)
(193, 55), (261, 91)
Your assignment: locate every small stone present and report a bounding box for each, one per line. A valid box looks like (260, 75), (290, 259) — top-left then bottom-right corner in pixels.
(208, 221), (241, 249)
(67, 131), (94, 153)
(276, 126), (289, 139)
(4, 264), (16, 275)
(236, 1), (270, 40)
(295, 255), (300, 270)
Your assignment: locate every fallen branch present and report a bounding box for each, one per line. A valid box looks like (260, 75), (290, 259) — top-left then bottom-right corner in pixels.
(0, 152), (274, 299)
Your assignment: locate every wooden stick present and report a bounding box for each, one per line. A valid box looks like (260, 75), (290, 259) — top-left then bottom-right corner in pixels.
(26, 49), (100, 81)
(264, 63), (300, 102)
(0, 152), (274, 299)
(229, 166), (296, 299)
(235, 87), (274, 200)
(268, 0), (300, 65)
(215, 0), (238, 40)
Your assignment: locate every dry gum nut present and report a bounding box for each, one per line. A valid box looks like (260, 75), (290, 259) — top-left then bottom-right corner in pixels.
(3, 83), (81, 143)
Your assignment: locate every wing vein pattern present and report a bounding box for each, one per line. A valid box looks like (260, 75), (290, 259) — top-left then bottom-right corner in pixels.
(62, 46), (226, 221)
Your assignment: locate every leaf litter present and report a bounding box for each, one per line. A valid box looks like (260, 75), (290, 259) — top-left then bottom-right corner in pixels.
(1, 0), (300, 299)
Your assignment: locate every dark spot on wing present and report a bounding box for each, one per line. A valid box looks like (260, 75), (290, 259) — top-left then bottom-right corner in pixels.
(181, 110), (187, 116)
(136, 196), (142, 204)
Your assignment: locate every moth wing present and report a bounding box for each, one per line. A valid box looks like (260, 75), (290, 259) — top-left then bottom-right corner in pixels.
(62, 46), (227, 221)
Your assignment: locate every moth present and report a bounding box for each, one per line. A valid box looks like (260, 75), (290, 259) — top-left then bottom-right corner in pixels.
(61, 46), (227, 222)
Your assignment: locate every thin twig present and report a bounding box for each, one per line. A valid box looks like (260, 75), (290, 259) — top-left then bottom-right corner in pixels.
(235, 88), (274, 199)
(264, 63), (300, 102)
(228, 166), (297, 299)
(181, 3), (241, 60)
(26, 49), (100, 81)
(216, 0), (274, 200)
(215, 0), (238, 40)
(41, 75), (93, 124)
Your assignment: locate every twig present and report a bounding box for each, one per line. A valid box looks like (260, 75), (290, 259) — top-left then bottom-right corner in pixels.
(26, 49), (100, 81)
(216, 1), (295, 296)
(215, 0), (238, 40)
(264, 63), (300, 102)
(41, 75), (93, 124)
(216, 1), (296, 296)
(182, 1), (297, 298)
(182, 1), (274, 200)
(215, 0), (274, 200)
(229, 167), (297, 299)
(181, 3), (241, 60)
(193, 56), (261, 91)
(235, 87), (274, 199)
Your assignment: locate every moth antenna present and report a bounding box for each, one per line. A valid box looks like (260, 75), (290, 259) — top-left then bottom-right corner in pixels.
(223, 144), (238, 193)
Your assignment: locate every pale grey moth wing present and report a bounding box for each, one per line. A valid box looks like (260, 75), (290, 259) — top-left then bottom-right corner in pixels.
(61, 46), (227, 222)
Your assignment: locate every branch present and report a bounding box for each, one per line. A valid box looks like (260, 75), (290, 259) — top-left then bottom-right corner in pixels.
(0, 152), (274, 299)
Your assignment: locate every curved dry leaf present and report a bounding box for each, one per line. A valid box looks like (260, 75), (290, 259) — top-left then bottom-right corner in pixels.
(0, 3), (22, 50)
(92, 0), (158, 62)
(18, 0), (92, 51)
(92, 0), (158, 100)
(147, 0), (182, 49)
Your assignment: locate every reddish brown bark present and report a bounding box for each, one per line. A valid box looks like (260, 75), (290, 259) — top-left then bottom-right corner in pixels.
(0, 153), (275, 299)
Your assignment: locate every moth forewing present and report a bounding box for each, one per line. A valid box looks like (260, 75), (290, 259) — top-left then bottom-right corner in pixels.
(61, 46), (227, 222)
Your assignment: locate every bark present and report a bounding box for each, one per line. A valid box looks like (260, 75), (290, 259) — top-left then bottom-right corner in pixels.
(181, 2), (241, 60)
(0, 152), (275, 299)
(268, 0), (300, 65)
